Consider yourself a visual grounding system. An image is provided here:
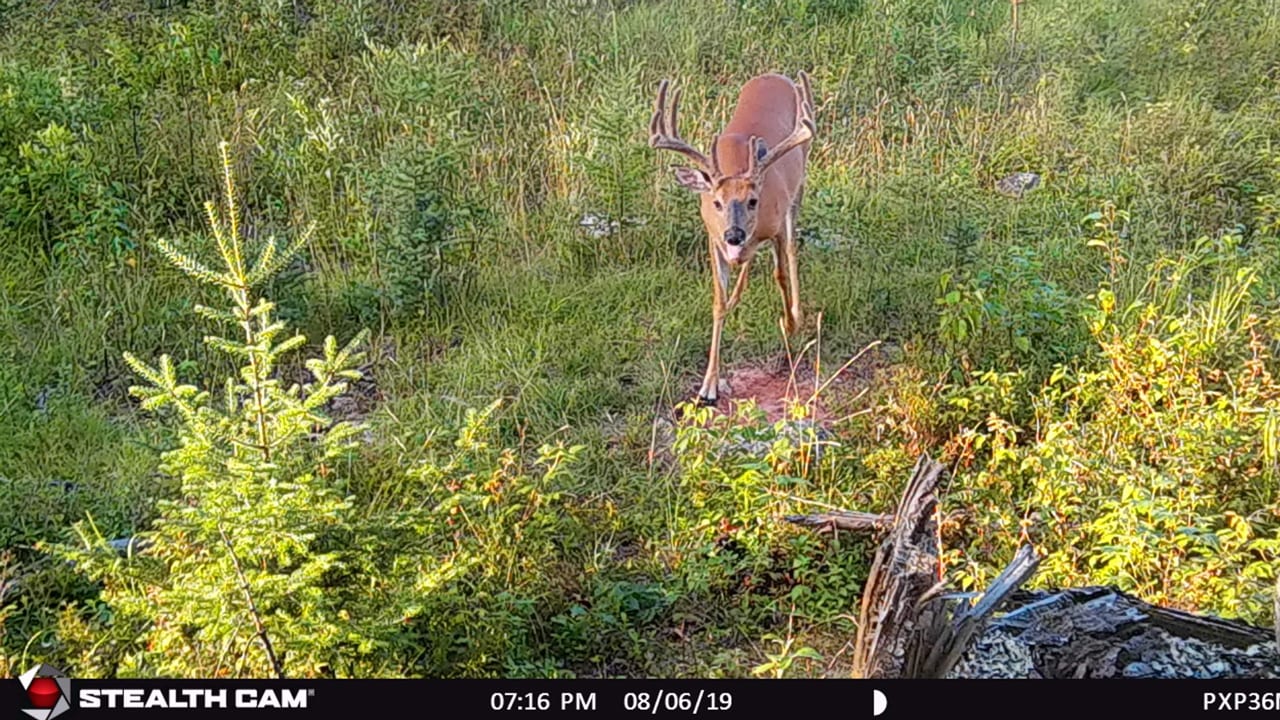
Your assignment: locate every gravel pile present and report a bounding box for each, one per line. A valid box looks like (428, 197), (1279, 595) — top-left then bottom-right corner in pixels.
(949, 587), (1280, 679)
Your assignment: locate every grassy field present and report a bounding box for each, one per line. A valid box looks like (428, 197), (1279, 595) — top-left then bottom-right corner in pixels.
(2, 0), (1280, 678)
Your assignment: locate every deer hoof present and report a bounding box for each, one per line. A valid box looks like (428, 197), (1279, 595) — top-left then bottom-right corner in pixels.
(696, 394), (718, 407)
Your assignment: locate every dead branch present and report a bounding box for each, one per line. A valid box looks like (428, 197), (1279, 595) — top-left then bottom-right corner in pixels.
(908, 544), (1039, 677)
(784, 510), (894, 533)
(782, 452), (1277, 679)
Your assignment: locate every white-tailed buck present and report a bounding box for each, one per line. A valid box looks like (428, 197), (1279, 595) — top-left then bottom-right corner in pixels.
(649, 72), (815, 405)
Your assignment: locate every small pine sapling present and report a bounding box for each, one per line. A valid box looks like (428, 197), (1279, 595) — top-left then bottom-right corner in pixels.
(70, 142), (370, 678)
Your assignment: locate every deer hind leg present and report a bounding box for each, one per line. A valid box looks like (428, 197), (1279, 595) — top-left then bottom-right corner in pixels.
(784, 207), (803, 332)
(792, 187), (806, 250)
(772, 210), (803, 335)
(771, 239), (796, 335)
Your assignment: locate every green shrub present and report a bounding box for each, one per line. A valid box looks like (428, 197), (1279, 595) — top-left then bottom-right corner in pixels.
(941, 235), (1280, 623)
(6, 0), (1280, 680)
(668, 401), (871, 625)
(55, 144), (373, 677)
(393, 399), (584, 676)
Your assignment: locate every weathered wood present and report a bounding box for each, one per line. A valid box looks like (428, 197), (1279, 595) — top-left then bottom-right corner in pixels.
(908, 544), (1039, 677)
(849, 454), (947, 678)
(990, 586), (1272, 649)
(783, 510), (894, 533)
(963, 586), (1280, 678)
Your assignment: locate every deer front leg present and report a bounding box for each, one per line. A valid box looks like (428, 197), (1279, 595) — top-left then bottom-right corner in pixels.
(697, 245), (732, 406)
(698, 251), (753, 406)
(726, 255), (752, 311)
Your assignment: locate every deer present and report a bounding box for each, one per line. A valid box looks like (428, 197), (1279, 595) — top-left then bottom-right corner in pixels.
(649, 72), (815, 406)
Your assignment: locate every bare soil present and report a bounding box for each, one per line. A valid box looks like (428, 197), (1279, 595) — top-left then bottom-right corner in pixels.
(703, 343), (890, 425)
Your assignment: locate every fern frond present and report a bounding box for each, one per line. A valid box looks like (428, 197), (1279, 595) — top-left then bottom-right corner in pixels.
(203, 200), (232, 270)
(205, 335), (250, 357)
(327, 329), (370, 371)
(248, 299), (277, 319)
(123, 351), (167, 389)
(252, 234), (278, 284)
(273, 333), (308, 357)
(218, 141), (244, 274)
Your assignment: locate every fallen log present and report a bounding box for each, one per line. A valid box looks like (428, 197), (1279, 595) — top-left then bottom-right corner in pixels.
(835, 454), (1040, 678)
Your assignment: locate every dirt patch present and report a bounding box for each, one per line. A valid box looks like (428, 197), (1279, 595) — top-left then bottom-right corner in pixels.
(706, 343), (891, 425)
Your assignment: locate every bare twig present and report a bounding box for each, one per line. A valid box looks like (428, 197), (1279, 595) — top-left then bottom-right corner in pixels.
(218, 524), (285, 678)
(784, 510), (895, 533)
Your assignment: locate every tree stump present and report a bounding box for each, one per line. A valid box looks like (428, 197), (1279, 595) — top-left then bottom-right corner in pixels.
(838, 455), (1038, 678)
(785, 453), (1280, 679)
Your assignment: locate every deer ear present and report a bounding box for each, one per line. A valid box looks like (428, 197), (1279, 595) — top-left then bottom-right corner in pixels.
(672, 166), (712, 192)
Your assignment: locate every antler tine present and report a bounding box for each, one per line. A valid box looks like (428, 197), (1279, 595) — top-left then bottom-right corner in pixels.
(798, 70), (814, 113)
(648, 79), (713, 174)
(670, 86), (682, 139)
(649, 79), (669, 141)
(752, 74), (816, 179)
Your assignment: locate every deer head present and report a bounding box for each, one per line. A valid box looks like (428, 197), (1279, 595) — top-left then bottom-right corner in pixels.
(649, 74), (814, 264)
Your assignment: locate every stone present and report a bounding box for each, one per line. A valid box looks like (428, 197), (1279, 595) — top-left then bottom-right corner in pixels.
(995, 172), (1042, 198)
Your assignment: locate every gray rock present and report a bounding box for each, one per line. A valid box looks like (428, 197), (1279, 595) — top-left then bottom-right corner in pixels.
(1123, 661), (1153, 677)
(996, 172), (1042, 198)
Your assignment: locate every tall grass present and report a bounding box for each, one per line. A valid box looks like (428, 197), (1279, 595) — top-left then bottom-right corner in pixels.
(2, 0), (1280, 677)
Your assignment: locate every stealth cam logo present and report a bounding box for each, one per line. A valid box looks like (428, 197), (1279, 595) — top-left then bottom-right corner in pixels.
(18, 664), (71, 720)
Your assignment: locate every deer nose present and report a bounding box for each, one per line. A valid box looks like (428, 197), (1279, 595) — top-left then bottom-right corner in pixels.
(724, 228), (746, 246)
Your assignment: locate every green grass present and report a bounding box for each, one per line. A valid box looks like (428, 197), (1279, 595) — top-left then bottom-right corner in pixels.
(3, 0), (1280, 678)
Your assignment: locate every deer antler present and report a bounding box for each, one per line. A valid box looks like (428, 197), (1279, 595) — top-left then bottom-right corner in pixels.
(649, 79), (714, 175)
(749, 71), (816, 180)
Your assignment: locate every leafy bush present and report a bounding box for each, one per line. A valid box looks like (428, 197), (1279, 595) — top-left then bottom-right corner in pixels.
(0, 121), (128, 260)
(572, 62), (653, 266)
(940, 234), (1280, 623)
(370, 138), (464, 320)
(6, 0), (1280, 680)
(937, 243), (1080, 375)
(669, 401), (870, 625)
(393, 399), (584, 676)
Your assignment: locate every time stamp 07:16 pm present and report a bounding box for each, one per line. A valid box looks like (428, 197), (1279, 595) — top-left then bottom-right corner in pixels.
(490, 690), (734, 714)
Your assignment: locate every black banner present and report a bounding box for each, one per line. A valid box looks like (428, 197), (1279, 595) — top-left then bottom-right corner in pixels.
(9, 676), (1280, 719)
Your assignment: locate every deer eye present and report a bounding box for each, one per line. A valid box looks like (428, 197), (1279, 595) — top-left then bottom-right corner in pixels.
(713, 200), (723, 211)
(747, 197), (758, 209)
